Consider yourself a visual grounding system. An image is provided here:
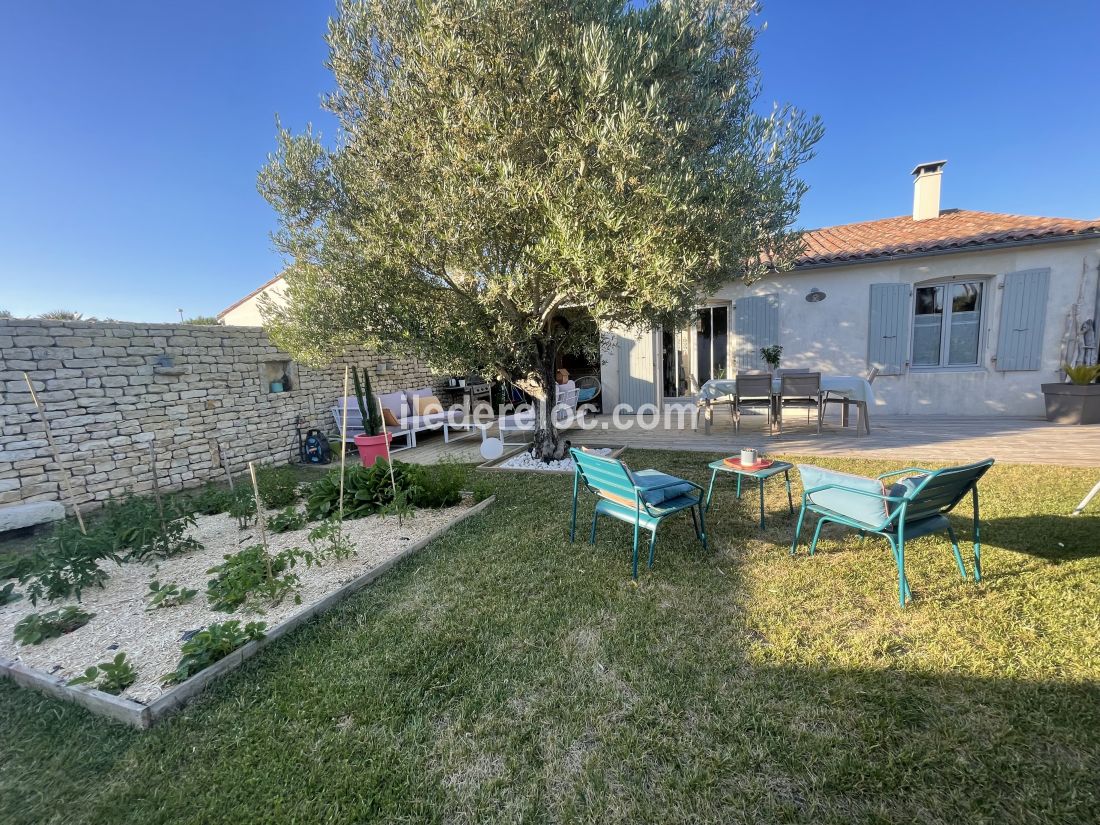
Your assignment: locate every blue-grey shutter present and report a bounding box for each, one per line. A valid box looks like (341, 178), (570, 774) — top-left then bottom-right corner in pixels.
(867, 283), (909, 375)
(616, 328), (656, 410)
(996, 268), (1050, 371)
(734, 295), (779, 371)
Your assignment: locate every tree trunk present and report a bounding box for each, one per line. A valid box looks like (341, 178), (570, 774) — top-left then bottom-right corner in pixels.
(529, 342), (568, 462)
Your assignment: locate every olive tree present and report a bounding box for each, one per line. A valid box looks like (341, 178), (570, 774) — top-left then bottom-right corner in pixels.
(260, 0), (821, 459)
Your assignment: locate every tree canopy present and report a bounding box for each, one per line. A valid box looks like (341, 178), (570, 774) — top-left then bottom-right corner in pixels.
(260, 0), (821, 455)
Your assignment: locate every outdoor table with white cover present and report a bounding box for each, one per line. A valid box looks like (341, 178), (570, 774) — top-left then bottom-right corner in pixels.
(697, 375), (876, 434)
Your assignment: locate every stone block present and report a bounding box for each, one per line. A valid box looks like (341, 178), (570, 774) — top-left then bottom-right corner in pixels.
(0, 501), (64, 532)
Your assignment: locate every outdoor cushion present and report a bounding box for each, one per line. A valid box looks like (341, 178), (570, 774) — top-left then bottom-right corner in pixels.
(378, 391), (406, 418)
(577, 387), (598, 402)
(798, 465), (889, 528)
(886, 474), (928, 513)
(413, 394), (444, 415)
(632, 469), (696, 505)
(381, 408), (400, 426)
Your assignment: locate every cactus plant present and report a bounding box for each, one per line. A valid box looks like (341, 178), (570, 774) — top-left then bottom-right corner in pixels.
(351, 367), (384, 436)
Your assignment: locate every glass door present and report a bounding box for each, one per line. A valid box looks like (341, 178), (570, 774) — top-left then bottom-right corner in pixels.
(696, 306), (728, 384)
(661, 326), (691, 398)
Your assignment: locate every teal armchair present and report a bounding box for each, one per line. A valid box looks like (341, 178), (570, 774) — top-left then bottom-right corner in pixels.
(570, 448), (707, 578)
(790, 459), (994, 606)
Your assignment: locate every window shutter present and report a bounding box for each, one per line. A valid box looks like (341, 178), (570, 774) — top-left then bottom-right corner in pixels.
(867, 283), (909, 375)
(995, 268), (1050, 371)
(734, 295), (779, 371)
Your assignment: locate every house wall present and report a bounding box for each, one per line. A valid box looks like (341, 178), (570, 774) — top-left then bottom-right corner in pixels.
(220, 278), (286, 326)
(0, 319), (439, 512)
(600, 239), (1100, 416)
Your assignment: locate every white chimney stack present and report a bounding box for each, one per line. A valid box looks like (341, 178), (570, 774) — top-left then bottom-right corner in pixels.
(911, 160), (946, 221)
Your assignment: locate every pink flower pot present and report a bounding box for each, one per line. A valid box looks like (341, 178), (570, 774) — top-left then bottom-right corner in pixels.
(353, 432), (393, 468)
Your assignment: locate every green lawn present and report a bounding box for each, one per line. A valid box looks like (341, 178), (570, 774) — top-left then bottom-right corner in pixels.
(2, 451), (1098, 824)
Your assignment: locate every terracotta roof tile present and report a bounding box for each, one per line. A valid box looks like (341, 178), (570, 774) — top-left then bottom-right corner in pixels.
(795, 210), (1100, 267)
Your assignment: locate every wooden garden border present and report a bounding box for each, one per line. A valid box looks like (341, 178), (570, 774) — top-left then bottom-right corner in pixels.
(0, 495), (495, 729)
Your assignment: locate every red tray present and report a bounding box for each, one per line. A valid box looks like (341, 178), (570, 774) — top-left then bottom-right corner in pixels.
(722, 457), (774, 471)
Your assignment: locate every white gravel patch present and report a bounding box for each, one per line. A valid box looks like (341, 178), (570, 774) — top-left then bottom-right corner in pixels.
(0, 500), (473, 704)
(498, 448), (612, 473)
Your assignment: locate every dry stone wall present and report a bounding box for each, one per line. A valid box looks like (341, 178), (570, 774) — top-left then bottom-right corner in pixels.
(0, 319), (439, 510)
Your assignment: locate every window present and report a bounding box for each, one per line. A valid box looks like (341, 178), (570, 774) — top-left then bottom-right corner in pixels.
(912, 280), (985, 368)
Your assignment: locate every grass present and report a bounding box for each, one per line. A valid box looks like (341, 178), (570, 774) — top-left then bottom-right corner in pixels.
(1, 450), (1097, 823)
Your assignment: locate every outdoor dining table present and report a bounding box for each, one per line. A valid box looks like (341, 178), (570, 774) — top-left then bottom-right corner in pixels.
(696, 374), (876, 435)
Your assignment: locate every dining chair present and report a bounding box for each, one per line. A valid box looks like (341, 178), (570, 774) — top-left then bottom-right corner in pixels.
(733, 372), (775, 433)
(777, 372), (822, 434)
(821, 366), (877, 435)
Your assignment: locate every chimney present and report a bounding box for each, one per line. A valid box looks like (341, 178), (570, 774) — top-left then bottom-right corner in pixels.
(911, 160), (946, 221)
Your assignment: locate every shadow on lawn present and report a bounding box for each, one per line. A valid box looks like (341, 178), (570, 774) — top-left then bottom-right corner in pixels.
(983, 514), (1100, 561)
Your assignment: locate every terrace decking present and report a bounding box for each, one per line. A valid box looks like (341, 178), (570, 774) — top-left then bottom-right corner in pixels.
(400, 412), (1100, 467)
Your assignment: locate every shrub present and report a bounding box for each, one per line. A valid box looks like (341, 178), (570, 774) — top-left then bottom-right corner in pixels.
(266, 506), (307, 534)
(228, 487), (258, 529)
(13, 606), (95, 646)
(20, 521), (119, 606)
(1, 581), (21, 605)
(205, 544), (314, 612)
(145, 580), (198, 610)
(255, 466), (300, 509)
(162, 620), (266, 685)
(472, 478), (494, 503)
(68, 652), (137, 695)
(304, 460), (465, 520)
(100, 493), (201, 561)
(188, 484), (234, 515)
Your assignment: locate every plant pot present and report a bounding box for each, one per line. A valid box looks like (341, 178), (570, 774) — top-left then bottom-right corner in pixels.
(353, 432), (393, 467)
(1041, 383), (1100, 425)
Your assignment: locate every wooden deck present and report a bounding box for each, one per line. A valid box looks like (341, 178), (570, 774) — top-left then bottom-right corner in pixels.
(397, 410), (1100, 467)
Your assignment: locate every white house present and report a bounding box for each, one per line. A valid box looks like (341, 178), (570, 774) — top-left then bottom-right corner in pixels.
(601, 162), (1100, 417)
(218, 275), (287, 326)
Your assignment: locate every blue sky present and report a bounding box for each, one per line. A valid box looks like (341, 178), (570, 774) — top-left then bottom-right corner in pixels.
(1, 1), (1097, 322)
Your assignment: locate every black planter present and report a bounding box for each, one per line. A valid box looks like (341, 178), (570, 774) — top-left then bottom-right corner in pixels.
(1041, 383), (1100, 425)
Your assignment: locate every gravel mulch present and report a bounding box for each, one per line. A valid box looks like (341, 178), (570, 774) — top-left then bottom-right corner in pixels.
(0, 500), (474, 703)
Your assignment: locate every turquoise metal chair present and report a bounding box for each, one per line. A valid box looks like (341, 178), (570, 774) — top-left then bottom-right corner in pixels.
(790, 458), (994, 607)
(569, 448), (707, 578)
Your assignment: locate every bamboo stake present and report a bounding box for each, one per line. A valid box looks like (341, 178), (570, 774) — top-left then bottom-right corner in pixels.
(22, 372), (86, 534)
(338, 366), (350, 523)
(218, 443), (235, 490)
(247, 461), (269, 551)
(377, 396), (401, 526)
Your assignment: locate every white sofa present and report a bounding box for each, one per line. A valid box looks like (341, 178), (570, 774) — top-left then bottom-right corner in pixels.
(331, 386), (452, 451)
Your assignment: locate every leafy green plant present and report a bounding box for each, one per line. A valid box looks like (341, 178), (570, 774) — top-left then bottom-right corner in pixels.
(0, 551), (37, 581)
(20, 521), (119, 605)
(760, 345), (783, 370)
(255, 466), (300, 509)
(101, 492), (201, 561)
(1063, 363), (1100, 385)
(1, 581), (21, 605)
(145, 580), (198, 610)
(205, 545), (315, 612)
(68, 652), (137, 695)
(161, 620), (266, 685)
(13, 606), (95, 646)
(304, 459), (467, 520)
(188, 483), (233, 515)
(228, 486), (258, 529)
(266, 506), (307, 534)
(307, 519), (354, 561)
(351, 366), (383, 436)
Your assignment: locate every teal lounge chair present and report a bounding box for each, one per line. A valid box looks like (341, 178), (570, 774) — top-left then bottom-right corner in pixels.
(790, 458), (994, 606)
(569, 448), (707, 578)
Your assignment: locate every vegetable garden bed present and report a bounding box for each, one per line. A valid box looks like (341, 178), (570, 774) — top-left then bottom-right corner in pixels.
(0, 496), (492, 727)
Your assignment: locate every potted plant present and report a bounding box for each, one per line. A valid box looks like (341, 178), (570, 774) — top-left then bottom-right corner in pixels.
(1042, 363), (1100, 425)
(759, 345), (783, 373)
(351, 367), (392, 466)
